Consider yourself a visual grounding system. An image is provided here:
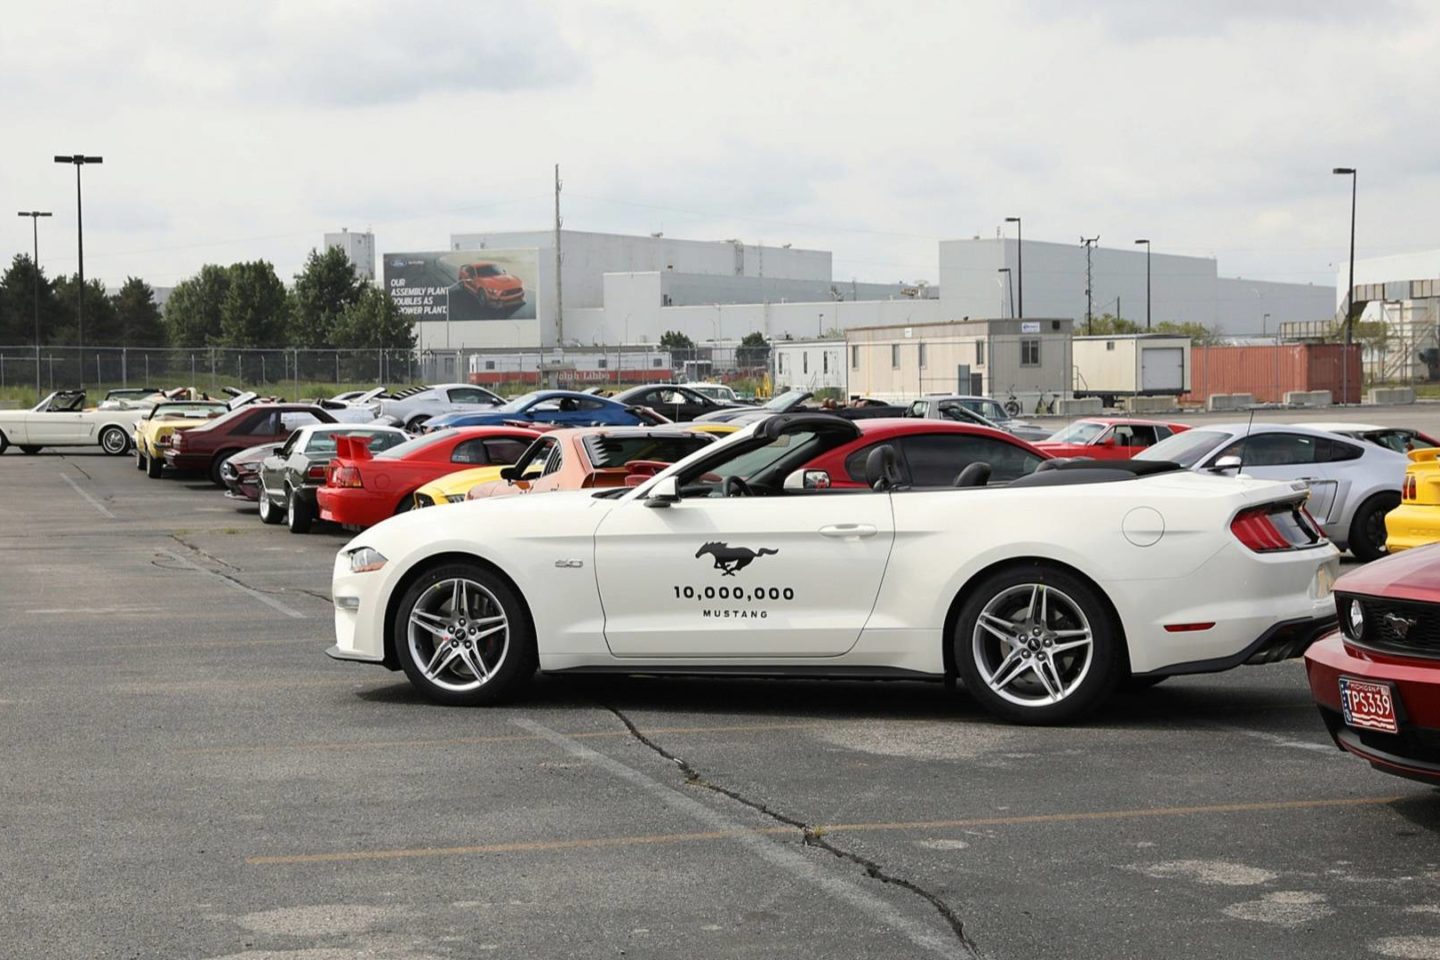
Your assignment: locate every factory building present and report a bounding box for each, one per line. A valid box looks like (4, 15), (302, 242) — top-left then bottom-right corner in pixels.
(1332, 250), (1440, 382)
(325, 229), (376, 281)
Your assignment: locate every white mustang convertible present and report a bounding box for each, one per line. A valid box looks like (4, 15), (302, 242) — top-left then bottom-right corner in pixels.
(328, 414), (1341, 724)
(0, 390), (148, 456)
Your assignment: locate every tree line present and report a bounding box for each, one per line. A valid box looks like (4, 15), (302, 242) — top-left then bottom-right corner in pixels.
(0, 246), (414, 351)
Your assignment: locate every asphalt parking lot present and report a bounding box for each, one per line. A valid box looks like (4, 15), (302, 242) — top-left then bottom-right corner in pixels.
(3, 406), (1440, 960)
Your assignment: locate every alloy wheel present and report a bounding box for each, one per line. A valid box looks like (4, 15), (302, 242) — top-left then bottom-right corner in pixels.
(971, 583), (1094, 707)
(406, 578), (510, 693)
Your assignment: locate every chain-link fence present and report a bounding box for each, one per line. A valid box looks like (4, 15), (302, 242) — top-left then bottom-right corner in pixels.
(0, 344), (772, 403)
(0, 346), (423, 403)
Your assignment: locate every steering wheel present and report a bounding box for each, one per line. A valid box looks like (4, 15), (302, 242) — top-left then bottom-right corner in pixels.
(723, 476), (753, 498)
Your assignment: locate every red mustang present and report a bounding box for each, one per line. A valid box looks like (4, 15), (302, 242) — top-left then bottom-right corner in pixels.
(794, 419), (1051, 489)
(317, 426), (539, 528)
(1035, 417), (1189, 461)
(1305, 543), (1440, 785)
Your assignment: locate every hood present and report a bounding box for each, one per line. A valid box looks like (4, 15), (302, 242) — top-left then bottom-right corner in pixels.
(1335, 543), (1440, 605)
(474, 274), (522, 290)
(343, 489), (607, 554)
(139, 416), (213, 435)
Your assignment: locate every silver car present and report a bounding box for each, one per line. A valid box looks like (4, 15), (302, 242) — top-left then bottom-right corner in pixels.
(1136, 422), (1408, 561)
(910, 395), (1052, 442)
(371, 383), (504, 433)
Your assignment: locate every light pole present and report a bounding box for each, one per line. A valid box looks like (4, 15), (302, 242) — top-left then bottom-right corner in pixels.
(17, 211), (52, 401)
(997, 268), (1014, 319)
(1263, 312), (1271, 337)
(1133, 239), (1151, 330)
(54, 154), (102, 387)
(1334, 167), (1357, 404)
(1004, 217), (1023, 318)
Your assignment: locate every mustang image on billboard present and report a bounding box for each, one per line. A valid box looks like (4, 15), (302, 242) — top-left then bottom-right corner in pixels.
(383, 250), (537, 322)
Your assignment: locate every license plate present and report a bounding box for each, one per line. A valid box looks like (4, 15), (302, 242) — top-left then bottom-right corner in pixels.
(1339, 677), (1399, 734)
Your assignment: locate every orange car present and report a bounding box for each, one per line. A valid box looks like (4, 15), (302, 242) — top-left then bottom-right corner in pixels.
(458, 261), (525, 310)
(467, 426), (716, 500)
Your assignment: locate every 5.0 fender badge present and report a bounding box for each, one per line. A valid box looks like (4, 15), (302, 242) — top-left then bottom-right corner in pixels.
(696, 541), (778, 576)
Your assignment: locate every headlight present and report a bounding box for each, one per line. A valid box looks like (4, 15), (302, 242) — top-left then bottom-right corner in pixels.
(348, 547), (388, 574)
(1346, 598), (1365, 639)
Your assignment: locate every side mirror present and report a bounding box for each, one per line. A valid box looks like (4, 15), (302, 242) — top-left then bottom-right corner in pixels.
(645, 475), (681, 508)
(783, 468), (832, 491)
(500, 465), (520, 482)
(1209, 455), (1243, 474)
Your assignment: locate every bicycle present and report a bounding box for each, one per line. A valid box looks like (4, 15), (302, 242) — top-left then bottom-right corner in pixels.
(1003, 387), (1021, 417)
(1034, 390), (1056, 415)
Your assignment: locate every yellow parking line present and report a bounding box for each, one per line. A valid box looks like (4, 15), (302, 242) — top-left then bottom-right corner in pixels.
(245, 795), (1401, 866)
(181, 721), (826, 756)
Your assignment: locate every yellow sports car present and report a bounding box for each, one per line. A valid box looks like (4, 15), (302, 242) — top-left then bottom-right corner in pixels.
(1386, 448), (1440, 553)
(134, 400), (231, 476)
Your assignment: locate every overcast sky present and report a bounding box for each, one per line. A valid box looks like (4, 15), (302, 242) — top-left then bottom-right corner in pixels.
(2, 0), (1436, 293)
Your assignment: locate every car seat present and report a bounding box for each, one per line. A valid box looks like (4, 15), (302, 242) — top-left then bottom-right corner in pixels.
(864, 445), (903, 491)
(953, 462), (991, 487)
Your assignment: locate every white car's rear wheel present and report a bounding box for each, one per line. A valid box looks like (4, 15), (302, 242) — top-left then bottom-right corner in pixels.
(955, 565), (1121, 725)
(395, 563), (535, 706)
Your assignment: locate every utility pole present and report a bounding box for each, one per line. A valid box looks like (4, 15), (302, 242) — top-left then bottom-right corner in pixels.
(1005, 217), (1023, 318)
(54, 154), (102, 387)
(554, 163), (564, 347)
(17, 211), (52, 402)
(1081, 236), (1100, 335)
(1333, 167), (1357, 404)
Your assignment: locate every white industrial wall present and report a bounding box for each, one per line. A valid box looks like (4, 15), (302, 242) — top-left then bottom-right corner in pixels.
(938, 238), (1331, 337)
(449, 229), (831, 310)
(1340, 249), (1440, 307)
(1214, 277), (1333, 335)
(324, 231), (376, 281)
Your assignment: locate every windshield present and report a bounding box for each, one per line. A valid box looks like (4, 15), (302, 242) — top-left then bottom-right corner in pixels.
(677, 429), (834, 497)
(496, 391), (546, 413)
(1134, 429), (1230, 467)
(472, 264), (503, 277)
(148, 403), (228, 420)
(1045, 421), (1106, 444)
(306, 429), (406, 457)
(762, 389), (809, 411)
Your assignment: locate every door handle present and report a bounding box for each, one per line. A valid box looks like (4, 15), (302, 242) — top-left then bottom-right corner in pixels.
(819, 523), (877, 539)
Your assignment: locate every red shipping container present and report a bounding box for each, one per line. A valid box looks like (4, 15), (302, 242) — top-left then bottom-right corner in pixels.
(1183, 343), (1362, 405)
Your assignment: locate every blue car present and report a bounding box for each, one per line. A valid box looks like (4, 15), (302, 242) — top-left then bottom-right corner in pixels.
(421, 390), (657, 431)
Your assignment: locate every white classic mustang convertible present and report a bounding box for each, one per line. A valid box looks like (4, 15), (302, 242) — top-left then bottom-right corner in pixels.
(328, 414), (1342, 724)
(0, 390), (148, 456)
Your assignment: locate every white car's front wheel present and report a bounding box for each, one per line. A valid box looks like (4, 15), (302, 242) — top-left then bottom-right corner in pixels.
(955, 565), (1121, 725)
(394, 563), (536, 706)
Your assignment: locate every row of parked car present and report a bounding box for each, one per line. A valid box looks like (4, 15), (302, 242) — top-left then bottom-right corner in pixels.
(10, 381), (1440, 783)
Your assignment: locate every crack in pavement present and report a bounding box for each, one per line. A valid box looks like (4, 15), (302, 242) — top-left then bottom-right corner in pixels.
(603, 704), (982, 958)
(169, 533), (241, 571)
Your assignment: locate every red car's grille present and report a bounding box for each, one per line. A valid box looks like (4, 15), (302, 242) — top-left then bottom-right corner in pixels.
(1348, 595), (1440, 658)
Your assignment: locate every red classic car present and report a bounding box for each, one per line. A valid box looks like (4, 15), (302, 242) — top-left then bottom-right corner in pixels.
(458, 262), (525, 310)
(1035, 417), (1189, 460)
(163, 403), (336, 485)
(316, 426), (540, 528)
(1305, 543), (1440, 785)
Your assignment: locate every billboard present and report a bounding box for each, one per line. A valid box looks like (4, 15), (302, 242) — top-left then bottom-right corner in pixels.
(384, 249), (538, 323)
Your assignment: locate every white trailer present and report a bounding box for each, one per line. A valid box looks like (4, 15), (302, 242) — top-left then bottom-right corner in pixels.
(1072, 334), (1191, 406)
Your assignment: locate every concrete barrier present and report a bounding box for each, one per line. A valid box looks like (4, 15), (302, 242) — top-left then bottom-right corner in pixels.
(1206, 393), (1257, 411)
(1285, 390), (1332, 408)
(1367, 387), (1417, 405)
(1057, 397), (1103, 416)
(1121, 395), (1180, 414)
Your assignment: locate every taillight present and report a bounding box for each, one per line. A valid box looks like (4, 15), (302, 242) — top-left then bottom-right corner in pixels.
(306, 464), (327, 481)
(329, 465), (363, 488)
(1404, 474), (1417, 501)
(1232, 503), (1323, 553)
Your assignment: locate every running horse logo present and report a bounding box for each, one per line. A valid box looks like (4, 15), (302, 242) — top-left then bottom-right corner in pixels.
(695, 541), (779, 576)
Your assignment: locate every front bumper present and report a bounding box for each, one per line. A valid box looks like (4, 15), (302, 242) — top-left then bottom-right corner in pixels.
(223, 476), (260, 502)
(1305, 633), (1440, 785)
(1384, 504), (1440, 554)
(329, 549), (392, 666)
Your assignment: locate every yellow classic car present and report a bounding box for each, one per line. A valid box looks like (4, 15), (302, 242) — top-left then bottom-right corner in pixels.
(134, 400), (232, 476)
(1386, 447), (1440, 553)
